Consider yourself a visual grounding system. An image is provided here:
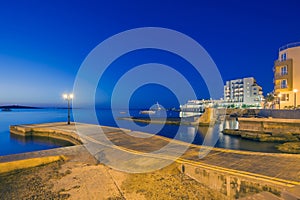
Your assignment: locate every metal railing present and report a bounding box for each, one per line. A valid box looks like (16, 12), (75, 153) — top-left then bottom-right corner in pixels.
(274, 72), (288, 79)
(275, 85), (288, 90)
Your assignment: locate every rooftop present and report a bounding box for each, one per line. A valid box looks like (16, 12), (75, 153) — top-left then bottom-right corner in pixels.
(279, 42), (300, 51)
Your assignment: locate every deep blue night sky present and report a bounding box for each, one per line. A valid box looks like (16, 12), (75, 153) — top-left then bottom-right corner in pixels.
(1, 0), (300, 108)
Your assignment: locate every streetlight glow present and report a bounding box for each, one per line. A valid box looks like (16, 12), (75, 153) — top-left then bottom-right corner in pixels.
(63, 93), (74, 125)
(63, 93), (73, 100)
(293, 89), (298, 93)
(294, 89), (298, 109)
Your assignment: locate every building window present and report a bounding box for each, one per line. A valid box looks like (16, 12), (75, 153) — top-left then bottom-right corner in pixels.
(281, 79), (287, 88)
(280, 94), (289, 101)
(281, 53), (287, 61)
(281, 65), (288, 75)
(253, 92), (257, 95)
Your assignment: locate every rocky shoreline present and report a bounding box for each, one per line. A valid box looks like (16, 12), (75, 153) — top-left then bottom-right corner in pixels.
(222, 129), (300, 153)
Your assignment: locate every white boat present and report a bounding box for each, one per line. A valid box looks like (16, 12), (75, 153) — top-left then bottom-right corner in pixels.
(139, 102), (164, 115)
(139, 110), (156, 115)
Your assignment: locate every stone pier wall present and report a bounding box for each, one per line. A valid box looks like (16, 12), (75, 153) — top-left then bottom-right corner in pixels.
(10, 124), (83, 145)
(238, 118), (300, 135)
(259, 109), (300, 119)
(182, 164), (285, 199)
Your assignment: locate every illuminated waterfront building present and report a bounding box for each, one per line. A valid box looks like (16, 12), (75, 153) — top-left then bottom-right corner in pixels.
(274, 42), (300, 109)
(224, 77), (263, 106)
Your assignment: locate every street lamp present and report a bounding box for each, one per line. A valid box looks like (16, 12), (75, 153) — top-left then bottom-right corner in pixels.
(278, 93), (282, 109)
(293, 89), (298, 109)
(63, 93), (74, 125)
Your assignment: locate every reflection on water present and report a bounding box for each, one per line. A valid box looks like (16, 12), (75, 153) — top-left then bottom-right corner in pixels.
(177, 119), (279, 153)
(177, 126), (197, 144)
(224, 120), (239, 130)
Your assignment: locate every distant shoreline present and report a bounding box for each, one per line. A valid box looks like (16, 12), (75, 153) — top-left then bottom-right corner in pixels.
(0, 105), (41, 109)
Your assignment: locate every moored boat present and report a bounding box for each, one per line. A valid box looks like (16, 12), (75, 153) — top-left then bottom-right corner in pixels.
(139, 110), (156, 115)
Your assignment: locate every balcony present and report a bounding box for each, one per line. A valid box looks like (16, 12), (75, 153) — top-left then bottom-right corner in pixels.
(274, 59), (292, 68)
(274, 72), (288, 80)
(275, 84), (288, 90)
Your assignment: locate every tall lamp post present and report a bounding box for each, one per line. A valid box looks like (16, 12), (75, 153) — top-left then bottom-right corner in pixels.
(278, 93), (282, 109)
(293, 89), (298, 109)
(63, 93), (74, 125)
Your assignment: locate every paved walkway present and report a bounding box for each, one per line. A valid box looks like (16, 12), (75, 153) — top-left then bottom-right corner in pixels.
(0, 145), (98, 164)
(4, 122), (300, 186)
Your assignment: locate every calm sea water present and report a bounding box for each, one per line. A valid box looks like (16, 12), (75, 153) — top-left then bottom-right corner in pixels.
(0, 109), (280, 156)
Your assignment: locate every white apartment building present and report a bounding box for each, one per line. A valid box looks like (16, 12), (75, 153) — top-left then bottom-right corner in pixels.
(224, 77), (263, 105)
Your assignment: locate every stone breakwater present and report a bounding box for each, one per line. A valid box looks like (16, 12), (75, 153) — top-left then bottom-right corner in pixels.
(10, 122), (83, 145)
(119, 108), (226, 126)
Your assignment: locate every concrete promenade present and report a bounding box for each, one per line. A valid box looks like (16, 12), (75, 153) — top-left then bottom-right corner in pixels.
(6, 122), (300, 184)
(3, 122), (300, 198)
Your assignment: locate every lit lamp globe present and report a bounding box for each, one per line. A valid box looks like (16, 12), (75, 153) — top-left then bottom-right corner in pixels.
(293, 89), (298, 93)
(63, 93), (74, 100)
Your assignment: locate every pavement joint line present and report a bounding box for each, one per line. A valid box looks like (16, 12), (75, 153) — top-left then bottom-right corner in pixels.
(106, 167), (126, 199)
(80, 133), (300, 187)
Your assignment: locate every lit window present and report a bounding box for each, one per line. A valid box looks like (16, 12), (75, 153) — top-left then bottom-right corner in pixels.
(281, 79), (287, 88)
(281, 53), (287, 61)
(280, 94), (289, 101)
(281, 65), (288, 75)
